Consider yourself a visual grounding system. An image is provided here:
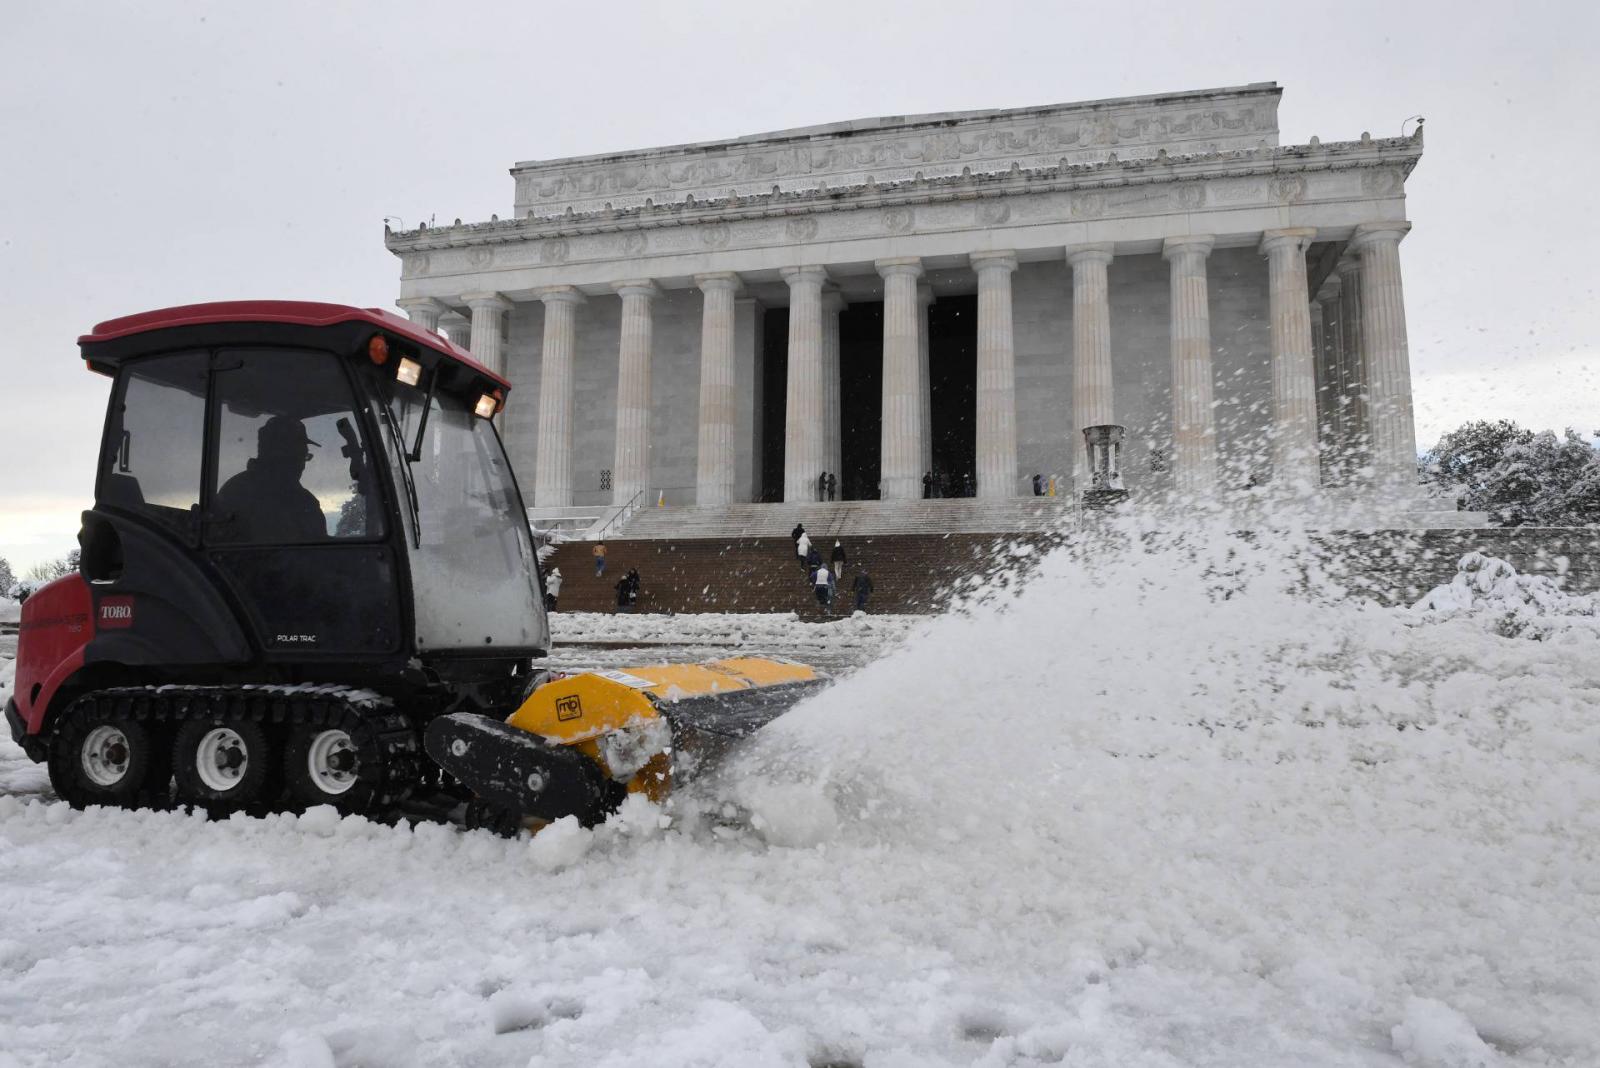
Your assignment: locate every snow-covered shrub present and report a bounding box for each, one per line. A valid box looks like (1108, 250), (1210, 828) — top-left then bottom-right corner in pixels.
(1412, 550), (1599, 640)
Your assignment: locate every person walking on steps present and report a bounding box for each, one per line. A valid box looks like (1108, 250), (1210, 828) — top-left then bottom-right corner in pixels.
(594, 542), (607, 577)
(806, 544), (822, 585)
(614, 574), (632, 613)
(814, 563), (834, 614)
(545, 567), (563, 613)
(796, 528), (812, 571)
(791, 521), (805, 546)
(626, 568), (641, 612)
(830, 539), (847, 574)
(852, 569), (874, 613)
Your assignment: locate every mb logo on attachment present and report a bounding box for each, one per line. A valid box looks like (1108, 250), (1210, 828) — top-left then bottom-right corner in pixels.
(555, 694), (583, 722)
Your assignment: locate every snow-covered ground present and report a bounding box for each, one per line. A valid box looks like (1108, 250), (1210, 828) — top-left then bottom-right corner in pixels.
(2, 530), (1598, 1067)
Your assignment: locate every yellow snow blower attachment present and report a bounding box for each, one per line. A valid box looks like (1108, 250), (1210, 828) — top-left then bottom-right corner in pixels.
(424, 658), (826, 834)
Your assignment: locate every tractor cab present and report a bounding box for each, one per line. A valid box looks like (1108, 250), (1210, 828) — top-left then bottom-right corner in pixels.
(7, 302), (548, 813)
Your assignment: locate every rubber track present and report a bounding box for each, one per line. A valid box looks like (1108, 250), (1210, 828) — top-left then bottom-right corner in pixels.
(60, 686), (424, 812)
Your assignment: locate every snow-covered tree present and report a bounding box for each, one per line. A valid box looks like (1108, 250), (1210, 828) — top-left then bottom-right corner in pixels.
(0, 556), (16, 598)
(1426, 420), (1600, 526)
(25, 548), (81, 583)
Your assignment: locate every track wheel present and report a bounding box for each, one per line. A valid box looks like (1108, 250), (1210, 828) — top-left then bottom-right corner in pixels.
(49, 701), (171, 810)
(173, 716), (277, 814)
(282, 714), (416, 815)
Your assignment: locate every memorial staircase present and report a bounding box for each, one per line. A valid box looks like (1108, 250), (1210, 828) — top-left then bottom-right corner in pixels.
(542, 530), (1044, 616)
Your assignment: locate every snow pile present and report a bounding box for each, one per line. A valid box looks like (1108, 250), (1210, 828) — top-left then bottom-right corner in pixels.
(1412, 550), (1600, 641)
(2, 520), (1597, 1065)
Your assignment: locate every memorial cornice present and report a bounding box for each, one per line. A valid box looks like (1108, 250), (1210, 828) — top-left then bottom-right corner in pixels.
(387, 133), (1421, 258)
(388, 133), (1421, 295)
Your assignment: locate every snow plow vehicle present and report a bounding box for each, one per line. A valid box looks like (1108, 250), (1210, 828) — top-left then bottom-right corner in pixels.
(6, 301), (822, 830)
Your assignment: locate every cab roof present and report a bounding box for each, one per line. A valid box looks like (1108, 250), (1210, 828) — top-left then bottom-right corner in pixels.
(78, 300), (509, 389)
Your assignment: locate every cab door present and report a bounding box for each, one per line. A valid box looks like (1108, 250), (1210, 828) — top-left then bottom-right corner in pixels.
(203, 348), (402, 659)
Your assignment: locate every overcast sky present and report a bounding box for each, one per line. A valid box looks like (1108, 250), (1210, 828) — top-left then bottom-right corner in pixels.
(2, 0), (1596, 571)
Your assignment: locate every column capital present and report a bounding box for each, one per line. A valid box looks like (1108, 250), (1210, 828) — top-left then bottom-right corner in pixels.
(1162, 235), (1215, 260)
(1066, 243), (1115, 268)
(1308, 298), (1323, 315)
(1316, 274), (1343, 302)
(396, 296), (448, 316)
(969, 250), (1019, 273)
(1259, 228), (1318, 256)
(461, 291), (512, 312)
(614, 279), (660, 300)
(694, 271), (743, 293)
(916, 282), (935, 306)
(821, 288), (847, 313)
(780, 265), (829, 286)
(1349, 220), (1413, 250)
(1334, 255), (1363, 278)
(438, 310), (469, 328)
(534, 284), (586, 306)
(874, 256), (923, 279)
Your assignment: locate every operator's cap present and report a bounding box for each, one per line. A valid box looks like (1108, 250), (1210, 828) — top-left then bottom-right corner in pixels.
(260, 415), (320, 452)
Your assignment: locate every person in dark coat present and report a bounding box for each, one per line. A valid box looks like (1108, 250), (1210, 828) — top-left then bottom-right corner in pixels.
(816, 472), (827, 502)
(791, 522), (805, 545)
(1032, 473), (1044, 497)
(922, 472), (934, 499)
(626, 568), (641, 610)
(805, 545), (822, 583)
(852, 570), (874, 613)
(830, 540), (847, 573)
(614, 576), (632, 613)
(825, 472), (837, 501)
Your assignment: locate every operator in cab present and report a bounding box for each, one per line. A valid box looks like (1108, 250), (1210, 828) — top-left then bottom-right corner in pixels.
(213, 415), (326, 542)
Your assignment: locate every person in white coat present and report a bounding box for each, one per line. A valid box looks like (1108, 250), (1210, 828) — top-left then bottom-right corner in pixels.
(814, 564), (834, 613)
(544, 567), (563, 613)
(795, 530), (812, 571)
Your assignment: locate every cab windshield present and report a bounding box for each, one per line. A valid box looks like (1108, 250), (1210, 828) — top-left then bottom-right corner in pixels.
(382, 382), (545, 653)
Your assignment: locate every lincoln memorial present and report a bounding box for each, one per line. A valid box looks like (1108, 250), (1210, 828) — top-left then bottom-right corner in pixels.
(385, 82), (1442, 522)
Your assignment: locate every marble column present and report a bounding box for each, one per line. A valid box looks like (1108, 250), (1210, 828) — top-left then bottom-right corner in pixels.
(439, 311), (472, 351)
(876, 257), (926, 500)
(971, 251), (1018, 499)
(1162, 236), (1218, 496)
(1259, 228), (1320, 490)
(1336, 256), (1368, 477)
(531, 286), (584, 508)
(1350, 221), (1419, 491)
(462, 292), (512, 376)
(822, 290), (845, 485)
(397, 297), (446, 334)
(612, 280), (659, 505)
(694, 272), (741, 507)
(782, 266), (828, 502)
(917, 283), (935, 477)
(1068, 244), (1116, 492)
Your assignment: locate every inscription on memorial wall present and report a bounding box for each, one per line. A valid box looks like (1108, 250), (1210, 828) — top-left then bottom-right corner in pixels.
(512, 91), (1280, 217)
